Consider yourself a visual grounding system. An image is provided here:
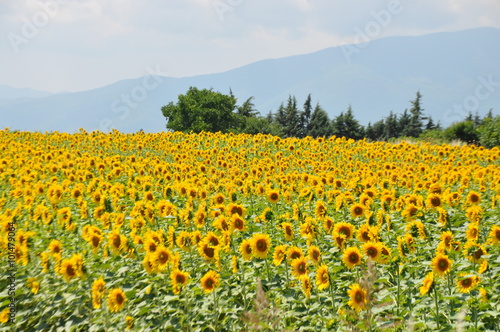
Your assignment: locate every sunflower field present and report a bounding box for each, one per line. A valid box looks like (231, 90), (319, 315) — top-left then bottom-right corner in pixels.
(1, 129), (500, 331)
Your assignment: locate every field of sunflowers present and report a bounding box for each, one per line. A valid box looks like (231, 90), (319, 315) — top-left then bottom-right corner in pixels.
(1, 129), (500, 331)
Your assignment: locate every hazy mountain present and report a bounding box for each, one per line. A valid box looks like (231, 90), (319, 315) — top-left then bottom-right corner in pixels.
(1, 27), (499, 133)
(0, 85), (52, 100)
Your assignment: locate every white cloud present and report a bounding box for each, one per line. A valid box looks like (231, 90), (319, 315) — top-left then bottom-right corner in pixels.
(1, 0), (499, 92)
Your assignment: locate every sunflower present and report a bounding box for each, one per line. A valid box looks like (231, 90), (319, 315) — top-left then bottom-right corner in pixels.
(251, 233), (271, 259)
(281, 222), (294, 241)
(401, 204), (419, 220)
(466, 222), (480, 242)
(308, 245), (321, 265)
(426, 193), (442, 209)
(489, 225), (500, 244)
(144, 237), (159, 254)
(92, 278), (106, 309)
(431, 253), (452, 276)
(213, 193), (225, 205)
(107, 288), (127, 313)
(267, 189), (280, 204)
(333, 233), (347, 249)
(315, 264), (330, 291)
(89, 233), (102, 251)
(342, 247), (363, 269)
(378, 243), (392, 264)
(108, 231), (128, 254)
(333, 222), (355, 241)
(60, 258), (78, 282)
(198, 238), (219, 262)
(291, 257), (308, 280)
(240, 239), (253, 261)
(200, 270), (220, 293)
(315, 200), (327, 218)
(406, 220), (427, 239)
(273, 244), (287, 266)
(466, 191), (481, 205)
(463, 242), (487, 263)
(27, 277), (40, 294)
(438, 231), (454, 252)
(170, 269), (189, 294)
(456, 274), (480, 293)
(323, 217), (334, 232)
(48, 239), (63, 256)
(153, 245), (171, 271)
(301, 275), (312, 298)
(142, 253), (158, 274)
(125, 316), (134, 330)
(350, 203), (365, 218)
(231, 214), (245, 232)
(362, 241), (382, 262)
(0, 308), (9, 323)
(287, 246), (303, 261)
(419, 272), (434, 295)
(175, 231), (193, 251)
(347, 283), (367, 312)
(356, 224), (378, 243)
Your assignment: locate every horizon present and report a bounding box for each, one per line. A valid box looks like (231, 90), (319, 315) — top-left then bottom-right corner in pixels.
(2, 0), (500, 93)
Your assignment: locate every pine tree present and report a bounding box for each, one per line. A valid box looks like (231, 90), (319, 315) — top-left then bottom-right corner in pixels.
(407, 91), (425, 137)
(283, 95), (300, 137)
(385, 111), (399, 139)
(298, 94), (313, 138)
(308, 103), (332, 138)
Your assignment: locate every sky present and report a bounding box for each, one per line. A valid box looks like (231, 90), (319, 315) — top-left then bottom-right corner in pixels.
(1, 0), (500, 93)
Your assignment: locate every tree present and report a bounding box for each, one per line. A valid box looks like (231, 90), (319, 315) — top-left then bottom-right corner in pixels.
(333, 105), (364, 139)
(283, 96), (300, 138)
(397, 109), (412, 137)
(443, 121), (479, 144)
(162, 87), (238, 133)
(478, 115), (500, 148)
(407, 91), (425, 137)
(237, 96), (259, 118)
(384, 111), (399, 140)
(298, 94), (313, 138)
(308, 103), (332, 138)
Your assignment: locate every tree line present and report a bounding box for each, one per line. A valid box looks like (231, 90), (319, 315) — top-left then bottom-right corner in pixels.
(161, 87), (500, 148)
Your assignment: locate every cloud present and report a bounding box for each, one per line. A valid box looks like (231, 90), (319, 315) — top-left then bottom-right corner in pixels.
(1, 0), (499, 92)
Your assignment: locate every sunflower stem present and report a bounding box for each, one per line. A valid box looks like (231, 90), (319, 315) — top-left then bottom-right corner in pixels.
(328, 273), (336, 313)
(265, 258), (271, 285)
(433, 283), (440, 330)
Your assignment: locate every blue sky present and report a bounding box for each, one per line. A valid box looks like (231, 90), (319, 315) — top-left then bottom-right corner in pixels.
(2, 0), (500, 92)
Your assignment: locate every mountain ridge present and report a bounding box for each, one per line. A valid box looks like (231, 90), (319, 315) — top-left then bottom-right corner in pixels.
(1, 27), (499, 133)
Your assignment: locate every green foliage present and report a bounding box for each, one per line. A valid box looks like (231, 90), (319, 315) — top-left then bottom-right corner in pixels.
(161, 87), (238, 133)
(478, 115), (500, 148)
(308, 103), (332, 138)
(443, 121), (479, 144)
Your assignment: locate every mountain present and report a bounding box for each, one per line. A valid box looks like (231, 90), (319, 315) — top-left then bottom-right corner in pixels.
(1, 27), (499, 133)
(0, 85), (52, 100)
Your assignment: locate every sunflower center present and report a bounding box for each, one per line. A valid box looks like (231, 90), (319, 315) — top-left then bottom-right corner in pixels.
(257, 240), (266, 251)
(438, 259), (448, 270)
(462, 278), (472, 287)
(354, 292), (364, 302)
(367, 248), (377, 257)
(349, 253), (359, 263)
(67, 265), (76, 277)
